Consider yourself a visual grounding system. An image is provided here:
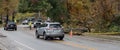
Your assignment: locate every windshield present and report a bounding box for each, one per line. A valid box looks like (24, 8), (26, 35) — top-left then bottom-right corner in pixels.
(8, 22), (15, 24)
(37, 20), (42, 22)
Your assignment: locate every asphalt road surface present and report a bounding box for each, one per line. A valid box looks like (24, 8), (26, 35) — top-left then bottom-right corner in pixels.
(0, 25), (120, 50)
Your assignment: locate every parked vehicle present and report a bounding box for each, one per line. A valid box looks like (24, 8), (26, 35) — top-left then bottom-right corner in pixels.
(4, 21), (17, 31)
(22, 17), (36, 25)
(33, 19), (42, 28)
(35, 22), (64, 40)
(22, 20), (29, 25)
(33, 22), (42, 28)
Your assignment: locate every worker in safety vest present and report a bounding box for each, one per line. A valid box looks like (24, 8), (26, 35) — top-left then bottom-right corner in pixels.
(29, 21), (32, 30)
(14, 19), (17, 23)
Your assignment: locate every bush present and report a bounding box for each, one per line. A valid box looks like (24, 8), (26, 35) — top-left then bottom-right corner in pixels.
(109, 25), (120, 32)
(109, 15), (120, 32)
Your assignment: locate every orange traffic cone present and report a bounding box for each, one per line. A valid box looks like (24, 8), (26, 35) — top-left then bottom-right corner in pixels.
(70, 29), (73, 38)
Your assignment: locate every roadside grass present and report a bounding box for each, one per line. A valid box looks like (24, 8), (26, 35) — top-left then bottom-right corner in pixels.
(84, 32), (120, 41)
(85, 32), (120, 36)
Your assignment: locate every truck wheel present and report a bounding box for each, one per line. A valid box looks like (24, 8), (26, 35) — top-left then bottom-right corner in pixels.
(15, 28), (17, 31)
(43, 33), (48, 40)
(36, 31), (39, 38)
(4, 28), (6, 30)
(59, 36), (64, 40)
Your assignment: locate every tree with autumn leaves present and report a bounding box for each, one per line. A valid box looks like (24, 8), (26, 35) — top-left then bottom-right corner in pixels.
(66, 0), (92, 32)
(0, 0), (120, 32)
(0, 0), (19, 23)
(66, 0), (119, 32)
(90, 0), (118, 32)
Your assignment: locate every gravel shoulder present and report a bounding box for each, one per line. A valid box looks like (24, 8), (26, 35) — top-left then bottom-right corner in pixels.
(84, 33), (120, 41)
(82, 33), (120, 45)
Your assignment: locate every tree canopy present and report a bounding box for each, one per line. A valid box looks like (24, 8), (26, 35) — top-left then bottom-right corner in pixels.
(0, 0), (120, 32)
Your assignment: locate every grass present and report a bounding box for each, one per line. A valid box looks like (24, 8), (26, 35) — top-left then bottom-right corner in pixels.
(85, 32), (120, 36)
(84, 32), (120, 41)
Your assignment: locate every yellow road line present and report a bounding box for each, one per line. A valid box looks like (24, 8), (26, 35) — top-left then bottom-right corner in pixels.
(55, 41), (97, 50)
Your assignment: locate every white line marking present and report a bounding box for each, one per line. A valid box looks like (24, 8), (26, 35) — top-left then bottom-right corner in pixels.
(14, 40), (35, 50)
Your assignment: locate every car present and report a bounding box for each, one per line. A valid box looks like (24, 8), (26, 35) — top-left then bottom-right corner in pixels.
(22, 20), (29, 25)
(33, 22), (42, 28)
(33, 19), (42, 28)
(4, 21), (17, 31)
(27, 17), (36, 24)
(22, 17), (36, 25)
(35, 22), (64, 40)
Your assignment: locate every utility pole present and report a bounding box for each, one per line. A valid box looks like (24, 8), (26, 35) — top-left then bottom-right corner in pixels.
(38, 11), (41, 19)
(12, 11), (16, 22)
(6, 8), (9, 24)
(5, 0), (9, 24)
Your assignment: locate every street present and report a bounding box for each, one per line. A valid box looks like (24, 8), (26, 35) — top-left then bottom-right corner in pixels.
(0, 25), (120, 50)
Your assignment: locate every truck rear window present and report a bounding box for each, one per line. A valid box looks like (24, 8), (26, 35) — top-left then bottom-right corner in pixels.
(50, 24), (61, 28)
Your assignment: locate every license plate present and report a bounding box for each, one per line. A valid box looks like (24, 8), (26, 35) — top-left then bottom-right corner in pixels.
(11, 25), (13, 27)
(53, 30), (60, 32)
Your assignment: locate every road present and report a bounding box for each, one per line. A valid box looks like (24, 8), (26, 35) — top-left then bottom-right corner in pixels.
(0, 25), (120, 50)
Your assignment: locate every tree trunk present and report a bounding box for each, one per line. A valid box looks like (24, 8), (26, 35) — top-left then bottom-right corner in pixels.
(12, 12), (15, 22)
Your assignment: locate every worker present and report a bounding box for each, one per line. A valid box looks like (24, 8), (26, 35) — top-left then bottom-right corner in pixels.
(29, 21), (32, 30)
(14, 19), (17, 23)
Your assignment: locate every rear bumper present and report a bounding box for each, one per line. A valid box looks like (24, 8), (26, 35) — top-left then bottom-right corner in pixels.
(46, 33), (64, 37)
(22, 23), (28, 25)
(6, 27), (16, 29)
